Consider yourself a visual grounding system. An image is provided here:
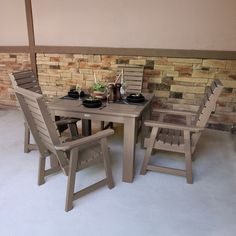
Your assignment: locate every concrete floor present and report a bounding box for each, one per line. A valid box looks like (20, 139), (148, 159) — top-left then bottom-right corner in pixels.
(0, 109), (235, 236)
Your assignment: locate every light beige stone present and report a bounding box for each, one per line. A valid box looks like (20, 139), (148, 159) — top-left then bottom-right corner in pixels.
(226, 60), (236, 70)
(149, 77), (162, 83)
(60, 72), (72, 78)
(202, 59), (226, 69)
(192, 70), (215, 78)
(173, 77), (208, 84)
(1, 58), (16, 62)
(155, 90), (170, 97)
(73, 54), (84, 59)
(168, 58), (202, 64)
(154, 65), (174, 71)
(163, 70), (179, 77)
(220, 79), (236, 88)
(183, 93), (195, 100)
(129, 59), (146, 65)
(171, 85), (205, 94)
(83, 74), (93, 81)
(79, 69), (93, 74)
(93, 55), (101, 63)
(154, 57), (169, 65)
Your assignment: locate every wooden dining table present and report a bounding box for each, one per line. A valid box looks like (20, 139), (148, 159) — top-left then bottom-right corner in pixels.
(49, 93), (154, 183)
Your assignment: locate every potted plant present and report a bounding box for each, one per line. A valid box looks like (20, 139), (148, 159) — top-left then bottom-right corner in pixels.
(91, 82), (106, 99)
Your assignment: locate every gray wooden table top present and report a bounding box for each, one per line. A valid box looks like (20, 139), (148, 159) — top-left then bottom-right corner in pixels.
(49, 93), (154, 118)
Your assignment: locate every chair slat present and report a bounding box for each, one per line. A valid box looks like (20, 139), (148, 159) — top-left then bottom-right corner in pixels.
(30, 110), (46, 123)
(165, 129), (174, 145)
(125, 81), (143, 86)
(126, 85), (142, 90)
(14, 77), (36, 85)
(13, 70), (35, 80)
(195, 80), (223, 128)
(24, 98), (39, 109)
(19, 81), (40, 89)
(123, 71), (143, 77)
(125, 77), (143, 82)
(116, 65), (144, 94)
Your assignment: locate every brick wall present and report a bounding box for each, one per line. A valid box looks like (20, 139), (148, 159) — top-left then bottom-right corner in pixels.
(0, 53), (31, 107)
(1, 52), (235, 127)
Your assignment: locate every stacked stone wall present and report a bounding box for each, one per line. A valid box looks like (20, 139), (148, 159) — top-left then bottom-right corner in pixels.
(0, 53), (31, 107)
(1, 52), (235, 128)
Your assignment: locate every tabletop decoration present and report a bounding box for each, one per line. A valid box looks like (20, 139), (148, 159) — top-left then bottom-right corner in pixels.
(91, 82), (106, 99)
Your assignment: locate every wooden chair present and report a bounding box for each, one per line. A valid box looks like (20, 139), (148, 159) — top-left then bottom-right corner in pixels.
(9, 70), (80, 153)
(102, 65), (144, 130)
(116, 65), (144, 94)
(140, 79), (223, 183)
(14, 86), (115, 211)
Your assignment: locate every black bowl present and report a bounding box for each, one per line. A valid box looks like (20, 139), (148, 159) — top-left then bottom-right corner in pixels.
(126, 93), (145, 103)
(68, 90), (79, 99)
(82, 98), (102, 108)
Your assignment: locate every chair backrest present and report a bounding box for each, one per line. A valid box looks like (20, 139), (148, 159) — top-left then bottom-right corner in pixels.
(116, 65), (144, 94)
(194, 79), (223, 128)
(10, 70), (42, 94)
(191, 79), (223, 152)
(14, 87), (69, 173)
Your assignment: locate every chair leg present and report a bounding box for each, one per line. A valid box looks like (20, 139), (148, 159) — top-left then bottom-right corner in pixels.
(24, 122), (37, 153)
(68, 123), (79, 139)
(184, 130), (193, 184)
(38, 156), (46, 185)
(100, 138), (114, 189)
(185, 153), (193, 184)
(140, 127), (159, 175)
(101, 121), (105, 130)
(24, 123), (30, 153)
(65, 149), (78, 212)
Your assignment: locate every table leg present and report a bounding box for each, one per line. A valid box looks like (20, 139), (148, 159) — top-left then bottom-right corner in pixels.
(140, 104), (152, 148)
(82, 119), (91, 136)
(123, 117), (136, 183)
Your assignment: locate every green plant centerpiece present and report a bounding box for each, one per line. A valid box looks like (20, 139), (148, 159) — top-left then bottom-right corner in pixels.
(91, 82), (106, 99)
(92, 83), (106, 92)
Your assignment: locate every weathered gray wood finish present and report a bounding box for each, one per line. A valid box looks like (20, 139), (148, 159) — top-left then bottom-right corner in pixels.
(9, 70), (80, 153)
(140, 79), (223, 183)
(49, 93), (154, 183)
(14, 87), (115, 211)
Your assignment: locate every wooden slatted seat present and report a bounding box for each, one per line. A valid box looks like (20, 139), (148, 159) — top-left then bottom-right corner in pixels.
(140, 79), (223, 183)
(14, 86), (115, 211)
(9, 70), (80, 153)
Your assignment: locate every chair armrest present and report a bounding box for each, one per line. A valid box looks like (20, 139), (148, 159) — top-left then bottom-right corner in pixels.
(152, 108), (197, 117)
(144, 120), (203, 132)
(55, 129), (114, 151)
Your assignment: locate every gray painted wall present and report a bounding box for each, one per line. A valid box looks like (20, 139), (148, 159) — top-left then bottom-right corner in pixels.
(1, 0), (236, 50)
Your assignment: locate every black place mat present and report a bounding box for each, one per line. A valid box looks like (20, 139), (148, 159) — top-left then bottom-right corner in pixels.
(60, 95), (79, 100)
(60, 94), (90, 100)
